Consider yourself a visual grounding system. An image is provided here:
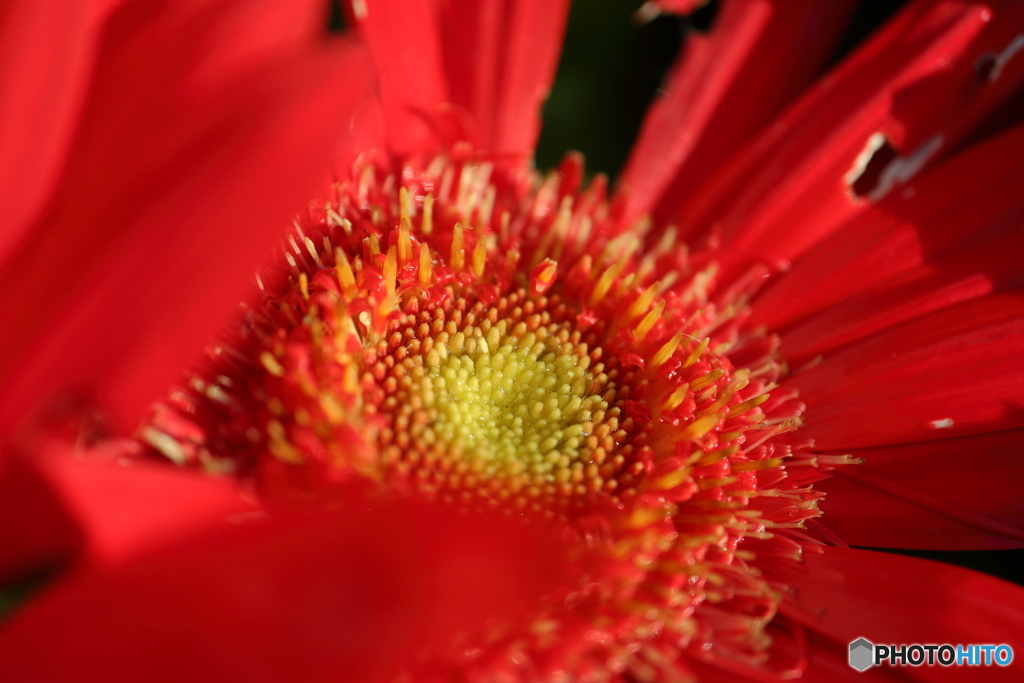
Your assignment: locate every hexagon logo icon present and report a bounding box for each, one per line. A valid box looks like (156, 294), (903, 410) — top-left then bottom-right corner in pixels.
(849, 638), (874, 671)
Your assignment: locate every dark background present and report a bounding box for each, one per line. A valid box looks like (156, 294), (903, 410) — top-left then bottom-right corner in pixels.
(536, 0), (920, 179)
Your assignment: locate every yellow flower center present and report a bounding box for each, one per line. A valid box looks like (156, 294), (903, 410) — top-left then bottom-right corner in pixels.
(427, 326), (602, 478)
(376, 290), (637, 511)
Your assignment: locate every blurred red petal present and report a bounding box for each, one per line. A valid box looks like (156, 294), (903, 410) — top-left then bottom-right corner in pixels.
(485, 0), (570, 159)
(0, 454), (80, 583)
(791, 290), (1024, 449)
(0, 442), (254, 582)
(617, 0), (856, 230)
(749, 122), (1024, 334)
(646, 0), (709, 14)
(0, 0), (114, 267)
(440, 0), (503, 147)
(0, 0), (371, 441)
(688, 627), (905, 682)
(350, 0), (448, 155)
(440, 0), (569, 159)
(675, 0), (1024, 263)
(818, 428), (1024, 550)
(772, 547), (1024, 682)
(0, 498), (567, 683)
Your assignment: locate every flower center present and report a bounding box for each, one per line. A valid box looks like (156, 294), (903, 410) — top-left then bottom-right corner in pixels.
(374, 290), (638, 512)
(425, 322), (601, 477)
(137, 153), (835, 681)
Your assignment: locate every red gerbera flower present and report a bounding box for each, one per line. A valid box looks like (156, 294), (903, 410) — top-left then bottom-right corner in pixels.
(0, 0), (1023, 681)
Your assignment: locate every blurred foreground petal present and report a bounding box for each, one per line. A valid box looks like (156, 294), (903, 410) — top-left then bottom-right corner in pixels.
(0, 496), (568, 683)
(0, 442), (254, 582)
(0, 0), (371, 441)
(0, 0), (115, 265)
(773, 547), (1024, 682)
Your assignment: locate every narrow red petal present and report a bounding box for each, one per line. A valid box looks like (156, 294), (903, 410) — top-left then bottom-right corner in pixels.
(790, 290), (1024, 450)
(749, 122), (1024, 333)
(0, 0), (113, 267)
(616, 0), (857, 231)
(771, 547), (1024, 683)
(0, 499), (567, 683)
(440, 0), (506, 148)
(781, 229), (1024, 364)
(440, 0), (570, 160)
(0, 0), (371, 441)
(350, 0), (448, 155)
(817, 428), (1024, 550)
(673, 0), (1024, 264)
(487, 0), (570, 159)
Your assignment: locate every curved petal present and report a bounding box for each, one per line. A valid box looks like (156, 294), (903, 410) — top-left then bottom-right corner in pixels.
(0, 0), (372, 441)
(349, 0), (449, 155)
(0, 454), (80, 584)
(817, 428), (1024, 550)
(790, 290), (1024, 450)
(780, 228), (1024, 365)
(439, 0), (570, 160)
(0, 0), (115, 267)
(770, 547), (1024, 683)
(749, 122), (1024, 334)
(689, 625), (907, 682)
(439, 0), (501, 147)
(483, 0), (570, 160)
(673, 0), (1024, 264)
(0, 498), (568, 683)
(0, 441), (254, 582)
(615, 0), (857, 231)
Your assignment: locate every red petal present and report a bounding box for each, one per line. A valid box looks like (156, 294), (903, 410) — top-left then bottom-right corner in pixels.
(0, 442), (254, 581)
(781, 228), (1024, 364)
(771, 547), (1024, 683)
(689, 625), (906, 682)
(793, 642), (899, 683)
(616, 0), (857, 231)
(0, 454), (80, 583)
(646, 0), (708, 14)
(0, 0), (371, 441)
(817, 428), (1024, 550)
(350, 0), (449, 155)
(793, 635), (905, 683)
(0, 0), (114, 267)
(440, 0), (502, 146)
(790, 290), (1024, 450)
(0, 498), (567, 683)
(486, 0), (570, 158)
(440, 0), (570, 159)
(749, 122), (1024, 334)
(674, 0), (1024, 264)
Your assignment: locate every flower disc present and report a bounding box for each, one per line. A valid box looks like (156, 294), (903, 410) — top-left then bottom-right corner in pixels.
(140, 153), (848, 681)
(376, 289), (638, 510)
